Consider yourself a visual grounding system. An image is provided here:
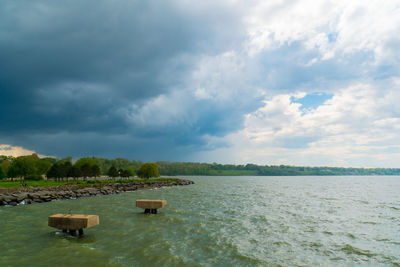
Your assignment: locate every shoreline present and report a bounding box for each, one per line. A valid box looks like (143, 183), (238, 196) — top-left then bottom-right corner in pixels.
(0, 179), (194, 207)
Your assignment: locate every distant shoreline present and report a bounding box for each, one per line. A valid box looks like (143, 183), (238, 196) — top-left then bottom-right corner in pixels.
(0, 179), (194, 207)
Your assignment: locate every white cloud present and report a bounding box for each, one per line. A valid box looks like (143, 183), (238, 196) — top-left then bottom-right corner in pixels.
(124, 91), (191, 128)
(194, 87), (212, 100)
(245, 0), (400, 63)
(0, 144), (48, 158)
(190, 51), (249, 103)
(127, 0), (400, 149)
(197, 78), (400, 167)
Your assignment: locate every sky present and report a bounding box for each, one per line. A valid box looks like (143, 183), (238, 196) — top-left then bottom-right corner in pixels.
(1, 0), (400, 167)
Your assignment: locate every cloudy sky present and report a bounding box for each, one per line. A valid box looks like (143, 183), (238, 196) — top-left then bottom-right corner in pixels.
(1, 0), (400, 167)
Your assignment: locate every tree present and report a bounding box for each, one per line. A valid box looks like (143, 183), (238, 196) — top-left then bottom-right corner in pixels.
(75, 158), (101, 179)
(60, 162), (72, 181)
(7, 164), (19, 179)
(36, 159), (52, 176)
(137, 163), (160, 179)
(80, 163), (92, 180)
(41, 157), (57, 164)
(0, 160), (11, 176)
(9, 155), (38, 184)
(46, 162), (72, 181)
(121, 168), (134, 178)
(108, 166), (118, 179)
(68, 166), (81, 180)
(125, 168), (135, 177)
(91, 164), (101, 178)
(74, 158), (97, 170)
(47, 163), (61, 181)
(0, 166), (5, 180)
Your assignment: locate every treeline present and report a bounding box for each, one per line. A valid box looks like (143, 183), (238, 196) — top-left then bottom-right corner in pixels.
(0, 154), (54, 180)
(156, 161), (400, 176)
(2, 155), (400, 181)
(0, 155), (139, 181)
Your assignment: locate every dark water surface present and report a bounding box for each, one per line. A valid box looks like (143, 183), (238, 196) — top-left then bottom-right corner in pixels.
(1, 176), (400, 266)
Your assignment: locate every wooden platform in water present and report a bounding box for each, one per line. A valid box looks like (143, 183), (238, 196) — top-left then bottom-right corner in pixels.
(48, 214), (99, 230)
(136, 199), (167, 209)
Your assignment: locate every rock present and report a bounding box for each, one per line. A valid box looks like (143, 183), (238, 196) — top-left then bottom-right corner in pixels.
(3, 196), (16, 203)
(39, 194), (52, 200)
(0, 179), (194, 207)
(87, 188), (99, 195)
(16, 193), (29, 202)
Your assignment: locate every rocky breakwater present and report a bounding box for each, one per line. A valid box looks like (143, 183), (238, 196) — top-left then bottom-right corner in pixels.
(0, 179), (194, 206)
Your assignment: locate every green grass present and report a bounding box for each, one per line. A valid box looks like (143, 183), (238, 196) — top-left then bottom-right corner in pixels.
(0, 180), (69, 188)
(0, 178), (181, 189)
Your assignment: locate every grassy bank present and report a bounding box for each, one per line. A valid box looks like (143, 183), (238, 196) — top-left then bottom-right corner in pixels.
(0, 178), (181, 189)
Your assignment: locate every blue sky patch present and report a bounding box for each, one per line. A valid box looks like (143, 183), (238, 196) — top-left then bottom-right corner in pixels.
(327, 32), (338, 43)
(291, 92), (333, 110)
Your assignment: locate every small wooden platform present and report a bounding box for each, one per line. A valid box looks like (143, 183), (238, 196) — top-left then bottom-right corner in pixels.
(48, 214), (99, 236)
(136, 199), (167, 214)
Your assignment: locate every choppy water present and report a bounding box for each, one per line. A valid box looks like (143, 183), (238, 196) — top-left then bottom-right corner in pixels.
(1, 176), (400, 266)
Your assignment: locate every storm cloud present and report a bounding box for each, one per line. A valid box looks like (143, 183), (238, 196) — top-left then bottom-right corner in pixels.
(1, 0), (400, 166)
(0, 0), (248, 158)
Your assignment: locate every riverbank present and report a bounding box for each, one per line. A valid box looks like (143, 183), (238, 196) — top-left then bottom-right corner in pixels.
(0, 179), (194, 206)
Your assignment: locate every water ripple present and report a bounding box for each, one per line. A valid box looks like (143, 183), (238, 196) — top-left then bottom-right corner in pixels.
(1, 176), (400, 266)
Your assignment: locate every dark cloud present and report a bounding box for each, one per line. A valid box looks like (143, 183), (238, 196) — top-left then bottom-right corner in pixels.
(0, 0), (250, 158)
(0, 0), (382, 160)
(0, 0), (247, 157)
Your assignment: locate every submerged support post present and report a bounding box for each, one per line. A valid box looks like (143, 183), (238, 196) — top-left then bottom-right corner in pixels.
(78, 229), (84, 236)
(69, 230), (77, 236)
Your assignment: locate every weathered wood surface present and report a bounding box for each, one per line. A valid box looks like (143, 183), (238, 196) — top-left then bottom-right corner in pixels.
(136, 199), (167, 209)
(48, 214), (99, 230)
